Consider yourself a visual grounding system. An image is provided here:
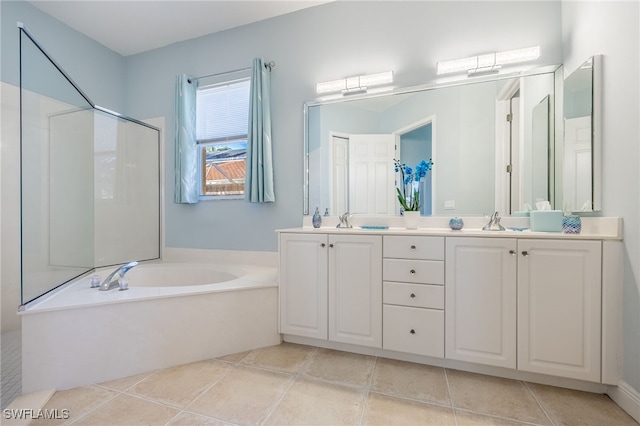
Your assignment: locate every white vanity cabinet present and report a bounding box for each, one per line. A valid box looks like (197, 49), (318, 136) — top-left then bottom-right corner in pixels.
(382, 236), (445, 358)
(279, 223), (620, 386)
(446, 237), (603, 382)
(517, 239), (602, 382)
(279, 232), (382, 348)
(445, 238), (517, 369)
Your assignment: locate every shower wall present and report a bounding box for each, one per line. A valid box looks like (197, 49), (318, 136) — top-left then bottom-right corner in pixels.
(21, 88), (161, 305)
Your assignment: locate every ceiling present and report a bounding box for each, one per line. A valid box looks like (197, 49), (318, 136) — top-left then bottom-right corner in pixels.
(27, 1), (331, 56)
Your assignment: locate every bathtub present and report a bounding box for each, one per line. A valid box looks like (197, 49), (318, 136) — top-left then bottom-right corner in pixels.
(20, 262), (281, 393)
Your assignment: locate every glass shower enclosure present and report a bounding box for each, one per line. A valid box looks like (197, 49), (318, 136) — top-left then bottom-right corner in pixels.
(19, 24), (161, 307)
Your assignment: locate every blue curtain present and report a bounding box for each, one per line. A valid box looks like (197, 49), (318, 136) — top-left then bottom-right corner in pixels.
(174, 74), (199, 204)
(245, 58), (275, 203)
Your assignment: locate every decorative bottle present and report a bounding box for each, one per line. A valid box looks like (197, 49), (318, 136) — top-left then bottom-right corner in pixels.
(312, 207), (322, 228)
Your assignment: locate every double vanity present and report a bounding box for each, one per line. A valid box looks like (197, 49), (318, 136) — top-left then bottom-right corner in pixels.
(277, 217), (622, 390)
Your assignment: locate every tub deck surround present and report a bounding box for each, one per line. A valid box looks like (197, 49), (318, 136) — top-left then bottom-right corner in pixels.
(20, 259), (280, 394)
(297, 215), (623, 240)
(21, 263), (277, 314)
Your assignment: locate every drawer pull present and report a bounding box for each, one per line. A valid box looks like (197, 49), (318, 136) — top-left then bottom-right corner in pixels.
(410, 269), (416, 275)
(410, 245), (417, 250)
(410, 293), (416, 298)
(410, 329), (416, 334)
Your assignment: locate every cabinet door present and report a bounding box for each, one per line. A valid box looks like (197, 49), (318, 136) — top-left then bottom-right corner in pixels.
(279, 233), (328, 339)
(517, 239), (601, 382)
(445, 238), (517, 368)
(328, 234), (382, 348)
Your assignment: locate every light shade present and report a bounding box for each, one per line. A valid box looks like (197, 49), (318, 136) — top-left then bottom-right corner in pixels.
(317, 71), (393, 94)
(437, 46), (540, 75)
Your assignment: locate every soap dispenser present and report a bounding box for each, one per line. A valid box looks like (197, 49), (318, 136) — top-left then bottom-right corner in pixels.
(312, 207), (322, 228)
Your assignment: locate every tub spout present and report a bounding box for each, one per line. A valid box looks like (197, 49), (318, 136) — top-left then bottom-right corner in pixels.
(99, 261), (139, 291)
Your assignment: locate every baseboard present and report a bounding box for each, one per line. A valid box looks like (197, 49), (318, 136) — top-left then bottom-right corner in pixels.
(608, 380), (640, 423)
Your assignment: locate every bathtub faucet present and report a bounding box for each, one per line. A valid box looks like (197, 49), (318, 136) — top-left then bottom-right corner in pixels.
(99, 261), (139, 291)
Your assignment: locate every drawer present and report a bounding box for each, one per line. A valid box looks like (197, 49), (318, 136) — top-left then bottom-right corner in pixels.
(383, 236), (444, 260)
(383, 305), (444, 358)
(383, 259), (444, 285)
(383, 282), (444, 309)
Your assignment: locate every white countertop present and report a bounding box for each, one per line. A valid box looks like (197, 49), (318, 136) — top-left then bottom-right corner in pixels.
(280, 216), (623, 241)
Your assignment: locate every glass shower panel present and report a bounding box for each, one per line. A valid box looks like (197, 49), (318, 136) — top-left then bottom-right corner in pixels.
(93, 110), (160, 266)
(20, 28), (95, 304)
(20, 26), (161, 307)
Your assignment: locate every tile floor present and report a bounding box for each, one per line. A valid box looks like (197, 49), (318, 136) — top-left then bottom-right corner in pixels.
(21, 342), (639, 425)
(1, 329), (23, 410)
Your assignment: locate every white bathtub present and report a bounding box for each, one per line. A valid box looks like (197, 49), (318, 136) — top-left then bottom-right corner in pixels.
(21, 262), (280, 393)
(124, 263), (241, 287)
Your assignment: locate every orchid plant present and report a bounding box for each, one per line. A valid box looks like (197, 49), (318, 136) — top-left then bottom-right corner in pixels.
(394, 158), (434, 212)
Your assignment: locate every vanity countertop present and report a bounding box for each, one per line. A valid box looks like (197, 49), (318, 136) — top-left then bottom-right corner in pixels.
(279, 216), (623, 241)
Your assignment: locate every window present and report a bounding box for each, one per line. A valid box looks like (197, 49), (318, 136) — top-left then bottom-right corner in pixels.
(196, 76), (250, 198)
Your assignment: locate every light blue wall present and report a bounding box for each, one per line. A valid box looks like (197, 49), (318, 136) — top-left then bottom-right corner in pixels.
(1, 0), (126, 111)
(123, 1), (563, 252)
(561, 0), (640, 395)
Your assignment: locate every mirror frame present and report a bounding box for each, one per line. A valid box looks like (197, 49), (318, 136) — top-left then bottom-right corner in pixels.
(592, 55), (603, 211)
(303, 65), (561, 215)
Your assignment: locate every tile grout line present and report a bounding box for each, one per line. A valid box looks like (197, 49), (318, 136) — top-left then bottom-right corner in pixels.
(454, 407), (551, 426)
(356, 355), (378, 426)
(523, 381), (557, 426)
(260, 346), (319, 426)
(176, 356), (250, 423)
(66, 386), (124, 425)
(63, 370), (158, 425)
(443, 367), (459, 426)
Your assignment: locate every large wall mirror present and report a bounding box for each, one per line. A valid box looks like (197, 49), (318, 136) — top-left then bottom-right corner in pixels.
(558, 55), (601, 212)
(304, 66), (560, 216)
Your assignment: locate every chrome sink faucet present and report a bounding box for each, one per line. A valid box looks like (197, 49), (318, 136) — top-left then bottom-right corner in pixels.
(482, 211), (505, 231)
(336, 212), (353, 228)
(99, 261), (139, 291)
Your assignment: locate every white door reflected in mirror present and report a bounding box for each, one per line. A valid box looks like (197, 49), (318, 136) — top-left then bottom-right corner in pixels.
(563, 116), (592, 211)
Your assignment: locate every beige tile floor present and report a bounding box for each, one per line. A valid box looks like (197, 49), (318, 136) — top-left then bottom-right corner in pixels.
(27, 342), (637, 426)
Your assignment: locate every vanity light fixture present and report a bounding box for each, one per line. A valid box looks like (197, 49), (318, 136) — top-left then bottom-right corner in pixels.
(316, 71), (394, 95)
(436, 46), (541, 76)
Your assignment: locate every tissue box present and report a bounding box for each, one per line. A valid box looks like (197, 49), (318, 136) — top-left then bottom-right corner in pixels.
(530, 210), (563, 232)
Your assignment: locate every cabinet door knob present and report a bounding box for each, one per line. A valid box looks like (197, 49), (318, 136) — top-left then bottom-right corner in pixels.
(509, 250), (516, 255)
(410, 269), (416, 275)
(410, 293), (416, 298)
(321, 243), (326, 248)
(410, 329), (416, 334)
(329, 243), (334, 248)
(522, 250), (529, 257)
(410, 245), (417, 250)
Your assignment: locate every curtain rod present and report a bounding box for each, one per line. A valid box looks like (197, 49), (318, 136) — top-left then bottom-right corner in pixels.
(188, 61), (275, 84)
